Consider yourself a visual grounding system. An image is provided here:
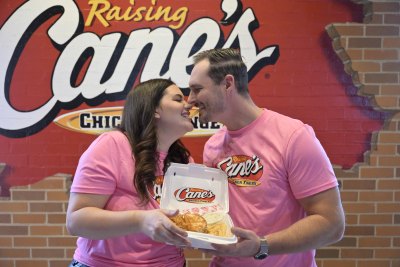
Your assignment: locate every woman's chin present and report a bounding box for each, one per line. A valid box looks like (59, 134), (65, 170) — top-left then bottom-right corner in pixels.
(185, 124), (194, 133)
(174, 122), (194, 137)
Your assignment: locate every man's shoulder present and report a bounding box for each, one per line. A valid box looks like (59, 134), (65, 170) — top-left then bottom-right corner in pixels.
(267, 109), (303, 124)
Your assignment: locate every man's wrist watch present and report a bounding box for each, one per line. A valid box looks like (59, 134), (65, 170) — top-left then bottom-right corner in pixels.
(254, 238), (269, 260)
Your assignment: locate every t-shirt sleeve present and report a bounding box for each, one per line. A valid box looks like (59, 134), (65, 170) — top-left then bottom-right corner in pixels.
(285, 125), (338, 199)
(203, 129), (226, 168)
(203, 143), (211, 167)
(71, 133), (120, 195)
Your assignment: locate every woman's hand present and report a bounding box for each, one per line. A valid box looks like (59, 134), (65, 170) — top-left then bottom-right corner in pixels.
(140, 209), (191, 247)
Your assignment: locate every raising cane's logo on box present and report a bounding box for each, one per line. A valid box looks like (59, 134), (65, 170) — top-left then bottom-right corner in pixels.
(174, 187), (216, 203)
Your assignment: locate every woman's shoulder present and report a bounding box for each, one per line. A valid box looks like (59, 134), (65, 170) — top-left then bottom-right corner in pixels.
(88, 130), (130, 150)
(97, 130), (127, 141)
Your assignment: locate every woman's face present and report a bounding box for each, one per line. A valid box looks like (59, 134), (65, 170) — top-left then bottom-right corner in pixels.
(155, 84), (194, 138)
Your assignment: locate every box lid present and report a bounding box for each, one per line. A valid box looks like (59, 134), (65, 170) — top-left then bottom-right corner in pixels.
(160, 163), (229, 214)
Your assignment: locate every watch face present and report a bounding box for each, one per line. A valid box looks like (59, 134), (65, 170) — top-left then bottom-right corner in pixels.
(255, 253), (268, 260)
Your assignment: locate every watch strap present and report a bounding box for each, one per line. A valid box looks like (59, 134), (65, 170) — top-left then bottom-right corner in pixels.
(253, 238), (269, 260)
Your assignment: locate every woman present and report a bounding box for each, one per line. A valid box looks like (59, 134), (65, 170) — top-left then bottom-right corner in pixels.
(66, 79), (194, 267)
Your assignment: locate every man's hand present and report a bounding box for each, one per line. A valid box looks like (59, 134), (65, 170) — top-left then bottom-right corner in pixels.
(201, 227), (261, 257)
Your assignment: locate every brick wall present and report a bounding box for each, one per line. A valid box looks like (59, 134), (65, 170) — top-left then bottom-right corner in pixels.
(0, 0), (399, 266)
(320, 0), (400, 266)
(0, 175), (75, 267)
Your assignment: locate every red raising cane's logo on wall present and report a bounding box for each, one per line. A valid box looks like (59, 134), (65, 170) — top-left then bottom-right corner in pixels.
(0, 0), (385, 197)
(218, 155), (263, 187)
(0, 0), (279, 138)
(174, 187), (216, 203)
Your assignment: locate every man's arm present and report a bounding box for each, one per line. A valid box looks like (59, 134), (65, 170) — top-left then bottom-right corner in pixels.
(266, 186), (345, 254)
(209, 186), (345, 257)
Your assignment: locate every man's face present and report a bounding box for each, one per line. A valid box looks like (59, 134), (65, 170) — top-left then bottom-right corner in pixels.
(188, 59), (226, 123)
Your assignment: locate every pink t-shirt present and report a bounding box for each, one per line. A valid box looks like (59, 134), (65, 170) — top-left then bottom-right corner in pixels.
(204, 109), (338, 267)
(70, 131), (187, 267)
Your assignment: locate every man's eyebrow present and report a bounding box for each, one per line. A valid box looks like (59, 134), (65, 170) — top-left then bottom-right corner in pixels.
(189, 83), (202, 89)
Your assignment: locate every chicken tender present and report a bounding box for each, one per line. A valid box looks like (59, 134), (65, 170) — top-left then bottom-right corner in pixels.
(170, 213), (207, 233)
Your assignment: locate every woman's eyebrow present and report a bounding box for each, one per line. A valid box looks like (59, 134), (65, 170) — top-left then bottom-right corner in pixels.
(174, 94), (184, 99)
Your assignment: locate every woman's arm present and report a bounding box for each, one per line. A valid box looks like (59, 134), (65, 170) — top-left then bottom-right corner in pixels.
(66, 192), (190, 246)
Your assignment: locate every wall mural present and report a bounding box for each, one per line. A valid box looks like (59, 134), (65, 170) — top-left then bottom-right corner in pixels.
(0, 0), (385, 196)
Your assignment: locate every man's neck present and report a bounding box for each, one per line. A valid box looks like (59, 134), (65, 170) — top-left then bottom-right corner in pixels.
(222, 95), (263, 131)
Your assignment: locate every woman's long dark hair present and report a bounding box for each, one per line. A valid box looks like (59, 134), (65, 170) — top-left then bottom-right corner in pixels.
(118, 79), (191, 204)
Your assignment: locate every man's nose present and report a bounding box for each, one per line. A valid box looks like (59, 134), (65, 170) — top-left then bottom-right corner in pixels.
(187, 91), (195, 104)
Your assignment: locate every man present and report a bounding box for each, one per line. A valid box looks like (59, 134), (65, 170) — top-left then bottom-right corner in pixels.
(187, 48), (345, 267)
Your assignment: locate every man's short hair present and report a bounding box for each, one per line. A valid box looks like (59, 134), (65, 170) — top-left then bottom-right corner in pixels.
(193, 48), (249, 95)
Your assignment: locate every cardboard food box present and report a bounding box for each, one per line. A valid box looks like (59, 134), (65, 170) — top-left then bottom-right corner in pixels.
(160, 163), (238, 249)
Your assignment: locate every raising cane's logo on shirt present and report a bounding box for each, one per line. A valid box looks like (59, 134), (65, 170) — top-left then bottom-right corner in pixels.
(174, 188), (216, 203)
(149, 175), (164, 204)
(218, 155), (263, 187)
